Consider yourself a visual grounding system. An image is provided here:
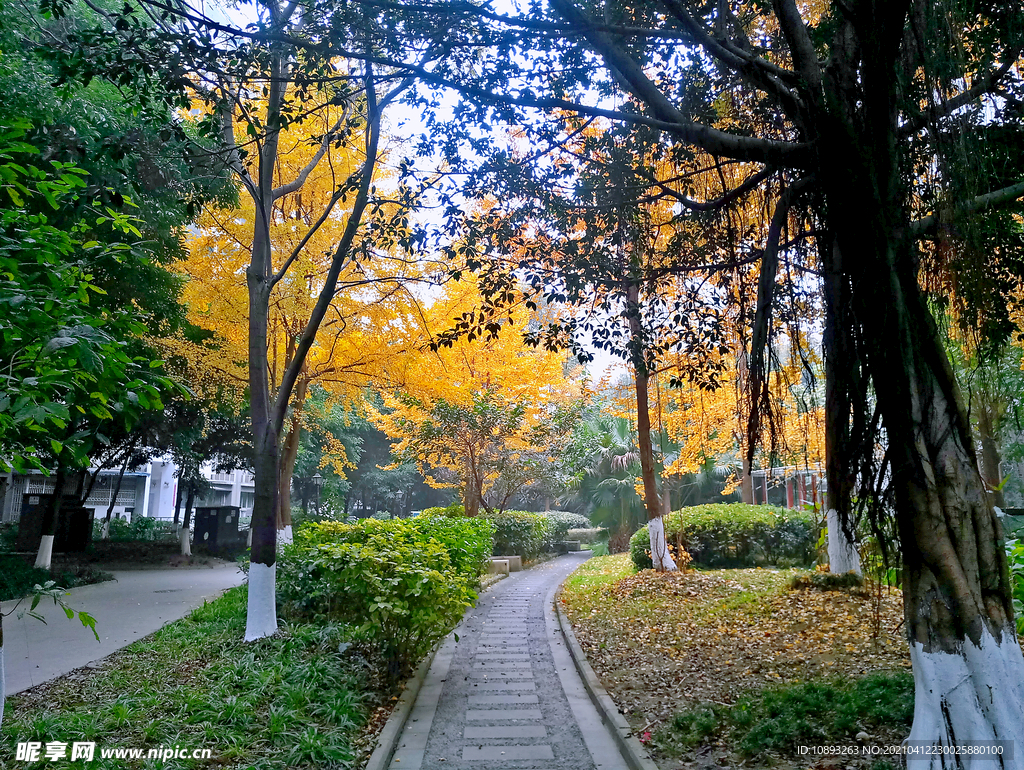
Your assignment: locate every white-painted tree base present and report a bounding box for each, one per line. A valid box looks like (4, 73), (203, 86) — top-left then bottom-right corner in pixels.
(908, 626), (1024, 768)
(826, 509), (861, 576)
(1, 643), (6, 730)
(244, 562), (278, 641)
(278, 525), (293, 546)
(34, 535), (54, 570)
(179, 526), (191, 557)
(101, 520), (110, 540)
(648, 515), (678, 571)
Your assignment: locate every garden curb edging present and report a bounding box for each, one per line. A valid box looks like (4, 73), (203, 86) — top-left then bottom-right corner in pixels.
(555, 593), (661, 770)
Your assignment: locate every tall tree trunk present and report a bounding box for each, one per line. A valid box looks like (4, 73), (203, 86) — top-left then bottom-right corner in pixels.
(275, 376), (308, 544)
(35, 462), (67, 570)
(463, 453), (480, 517)
(180, 484), (195, 557)
(736, 348), (755, 504)
(823, 238), (861, 575)
(626, 281), (676, 571)
(172, 481), (184, 528)
(822, 100), (1024, 747)
(977, 404), (1005, 510)
(102, 449), (133, 541)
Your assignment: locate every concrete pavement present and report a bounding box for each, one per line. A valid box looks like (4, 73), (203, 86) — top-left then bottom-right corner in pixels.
(2, 564), (244, 695)
(382, 553), (633, 770)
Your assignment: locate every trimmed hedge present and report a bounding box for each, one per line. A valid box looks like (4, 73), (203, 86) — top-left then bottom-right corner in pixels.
(542, 511), (593, 543)
(482, 509), (547, 558)
(631, 504), (816, 570)
(279, 516), (493, 674)
(566, 527), (609, 545)
(420, 503), (466, 518)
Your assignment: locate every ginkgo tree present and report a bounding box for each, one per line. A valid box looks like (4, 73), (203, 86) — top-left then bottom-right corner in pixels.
(373, 280), (584, 516)
(175, 103), (425, 544)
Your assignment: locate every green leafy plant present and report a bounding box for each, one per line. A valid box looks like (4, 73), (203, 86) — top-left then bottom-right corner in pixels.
(542, 510), (593, 542)
(788, 571), (864, 592)
(279, 518), (490, 676)
(481, 509), (547, 558)
(630, 504), (815, 570)
(420, 503), (466, 518)
(566, 527), (609, 545)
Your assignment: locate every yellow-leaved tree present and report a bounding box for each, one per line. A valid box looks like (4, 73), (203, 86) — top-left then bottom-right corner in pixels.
(174, 98), (426, 544)
(373, 280), (584, 516)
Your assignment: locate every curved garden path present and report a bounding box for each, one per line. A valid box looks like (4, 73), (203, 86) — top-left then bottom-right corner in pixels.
(383, 553), (632, 770)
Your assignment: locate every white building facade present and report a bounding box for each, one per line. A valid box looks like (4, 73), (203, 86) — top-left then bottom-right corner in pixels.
(1, 460), (254, 524)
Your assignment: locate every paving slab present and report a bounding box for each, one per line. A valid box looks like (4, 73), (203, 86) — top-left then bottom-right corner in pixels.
(2, 564), (244, 695)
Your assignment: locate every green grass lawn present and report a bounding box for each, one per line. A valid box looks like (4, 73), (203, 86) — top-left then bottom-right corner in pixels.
(2, 586), (381, 769)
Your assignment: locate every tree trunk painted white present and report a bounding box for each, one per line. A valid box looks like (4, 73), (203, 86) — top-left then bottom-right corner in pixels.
(1, 617), (6, 730)
(648, 515), (677, 572)
(178, 525), (191, 557)
(245, 562), (278, 641)
(34, 534), (54, 570)
(826, 508), (861, 575)
(907, 627), (1024, 767)
(278, 525), (293, 546)
(101, 520), (110, 540)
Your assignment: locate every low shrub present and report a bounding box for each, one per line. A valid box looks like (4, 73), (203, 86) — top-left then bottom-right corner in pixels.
(279, 518), (482, 676)
(482, 510), (547, 559)
(542, 511), (593, 543)
(294, 515), (493, 580)
(566, 527), (609, 545)
(631, 504), (816, 570)
(656, 673), (914, 758)
(91, 516), (178, 543)
(420, 502), (466, 518)
(409, 515), (495, 577)
(788, 570), (864, 592)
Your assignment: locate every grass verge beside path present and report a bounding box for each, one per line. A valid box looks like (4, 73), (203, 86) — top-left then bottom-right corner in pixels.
(0, 554), (113, 601)
(560, 554), (913, 770)
(2, 586), (389, 769)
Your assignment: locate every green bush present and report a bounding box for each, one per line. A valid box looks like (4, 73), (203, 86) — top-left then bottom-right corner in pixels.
(788, 570), (864, 592)
(566, 527), (609, 545)
(409, 515), (495, 577)
(630, 504), (815, 570)
(279, 518), (483, 676)
(482, 510), (547, 558)
(91, 516), (177, 543)
(542, 511), (593, 542)
(420, 502), (466, 518)
(295, 515), (493, 580)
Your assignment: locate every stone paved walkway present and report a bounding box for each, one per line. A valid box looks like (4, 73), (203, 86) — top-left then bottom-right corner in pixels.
(387, 553), (629, 770)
